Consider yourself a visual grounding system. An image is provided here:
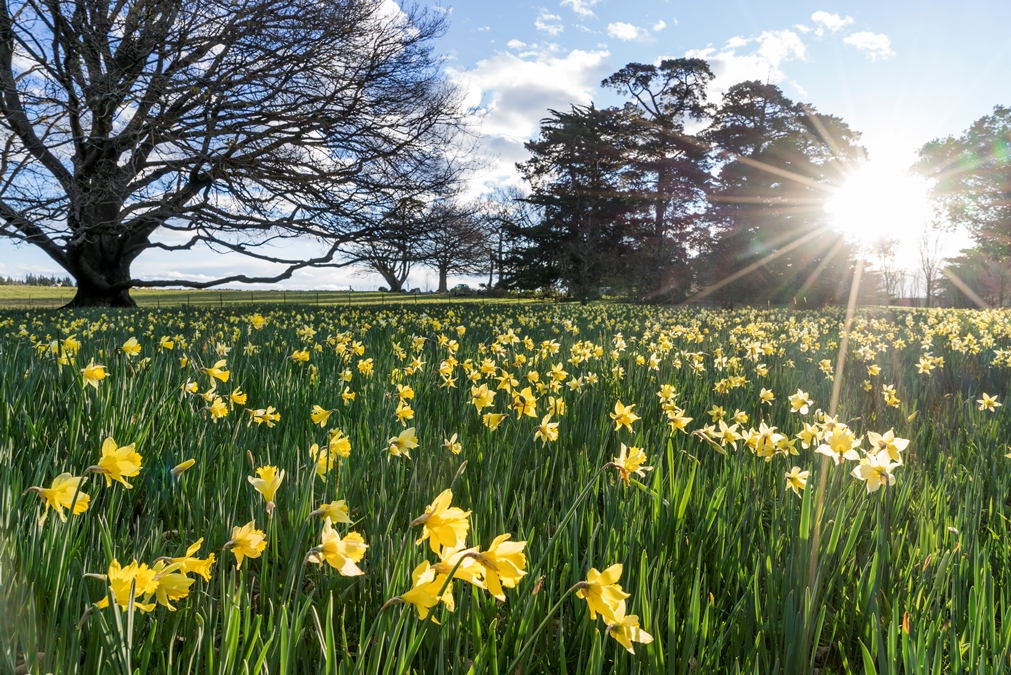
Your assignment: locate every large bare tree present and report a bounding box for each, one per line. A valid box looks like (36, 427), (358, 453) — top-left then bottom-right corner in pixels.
(0, 0), (463, 305)
(418, 199), (487, 293)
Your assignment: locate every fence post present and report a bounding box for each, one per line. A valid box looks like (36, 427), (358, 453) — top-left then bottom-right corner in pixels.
(220, 292), (223, 307)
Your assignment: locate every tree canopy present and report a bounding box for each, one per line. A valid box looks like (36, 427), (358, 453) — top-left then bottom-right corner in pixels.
(0, 0), (463, 305)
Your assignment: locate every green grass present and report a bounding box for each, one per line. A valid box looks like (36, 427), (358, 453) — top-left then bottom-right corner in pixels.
(0, 287), (539, 309)
(1, 303), (1010, 673)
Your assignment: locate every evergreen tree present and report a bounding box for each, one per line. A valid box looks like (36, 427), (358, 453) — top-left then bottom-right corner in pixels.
(702, 81), (865, 307)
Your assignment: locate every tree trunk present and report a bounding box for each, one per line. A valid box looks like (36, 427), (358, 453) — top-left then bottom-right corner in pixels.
(66, 283), (136, 307)
(64, 242), (138, 307)
(438, 265), (449, 294)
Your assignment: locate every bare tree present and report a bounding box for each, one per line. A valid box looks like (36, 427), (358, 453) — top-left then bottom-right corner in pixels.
(0, 0), (464, 305)
(868, 236), (903, 303)
(418, 200), (487, 293)
(347, 197), (426, 292)
(918, 225), (946, 307)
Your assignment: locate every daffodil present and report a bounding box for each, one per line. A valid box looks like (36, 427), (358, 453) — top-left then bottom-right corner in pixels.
(388, 427), (418, 458)
(202, 359), (230, 382)
(785, 467), (809, 496)
(26, 473), (90, 521)
(391, 561), (455, 621)
(305, 518), (367, 576)
(169, 539), (216, 581)
(470, 383), (496, 411)
(121, 337), (142, 357)
(94, 559), (158, 613)
(789, 390), (813, 415)
(412, 489), (471, 554)
(575, 564), (630, 624)
(442, 433), (462, 454)
(89, 437), (143, 488)
(80, 360), (108, 388)
(224, 520), (268, 569)
(851, 449), (901, 493)
(310, 405), (332, 427)
(248, 466), (284, 515)
(309, 499), (352, 524)
(150, 560), (195, 610)
(815, 426), (862, 465)
(866, 429), (909, 463)
(482, 413), (506, 431)
(978, 393), (1001, 412)
(533, 414), (559, 445)
(472, 534), (528, 602)
(606, 604), (654, 654)
(610, 401), (640, 433)
(611, 444), (652, 485)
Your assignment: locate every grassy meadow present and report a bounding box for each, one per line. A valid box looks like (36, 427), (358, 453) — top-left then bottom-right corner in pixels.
(2, 302), (1011, 673)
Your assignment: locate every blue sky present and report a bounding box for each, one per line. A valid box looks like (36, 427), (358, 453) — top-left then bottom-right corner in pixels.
(3, 0), (1009, 289)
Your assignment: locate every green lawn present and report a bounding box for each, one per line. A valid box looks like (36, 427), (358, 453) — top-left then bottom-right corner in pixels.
(0, 286), (538, 308)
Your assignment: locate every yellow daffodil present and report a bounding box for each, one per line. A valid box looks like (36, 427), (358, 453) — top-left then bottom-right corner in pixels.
(309, 499), (352, 524)
(89, 437), (143, 488)
(224, 520), (268, 569)
(390, 561), (455, 621)
(575, 564), (630, 624)
(472, 534), (528, 602)
(606, 604), (654, 654)
(202, 359), (230, 382)
(388, 427), (418, 458)
(94, 559), (158, 613)
(412, 489), (471, 554)
(851, 449), (901, 493)
(121, 337), (142, 357)
(305, 518), (368, 576)
(477, 413), (502, 432)
(248, 466), (284, 515)
(866, 429), (909, 463)
(169, 539), (216, 581)
(785, 467), (809, 496)
(978, 393), (1001, 412)
(442, 433), (462, 454)
(80, 360), (108, 388)
(611, 444), (652, 485)
(533, 414), (559, 445)
(815, 426), (862, 465)
(26, 473), (90, 521)
(610, 401), (640, 433)
(789, 389), (813, 415)
(310, 405), (332, 427)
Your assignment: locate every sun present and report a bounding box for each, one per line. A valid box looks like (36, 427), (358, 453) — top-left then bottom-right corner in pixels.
(824, 161), (932, 248)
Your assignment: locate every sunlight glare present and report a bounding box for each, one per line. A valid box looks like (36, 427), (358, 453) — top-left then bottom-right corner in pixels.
(824, 162), (932, 248)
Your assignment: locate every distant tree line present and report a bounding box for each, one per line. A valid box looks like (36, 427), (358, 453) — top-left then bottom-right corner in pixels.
(0, 274), (75, 287)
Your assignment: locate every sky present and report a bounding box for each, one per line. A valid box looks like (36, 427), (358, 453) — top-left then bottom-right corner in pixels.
(3, 0), (1009, 289)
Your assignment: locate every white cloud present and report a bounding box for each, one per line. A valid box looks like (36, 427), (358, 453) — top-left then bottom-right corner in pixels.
(448, 45), (610, 194)
(843, 31), (895, 60)
(506, 39), (526, 50)
(811, 11), (854, 37)
(561, 0), (599, 18)
(652, 20), (667, 32)
(535, 9), (564, 36)
(477, 26), (490, 32)
(607, 21), (653, 42)
(685, 30), (807, 94)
